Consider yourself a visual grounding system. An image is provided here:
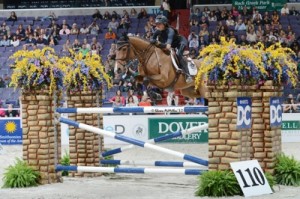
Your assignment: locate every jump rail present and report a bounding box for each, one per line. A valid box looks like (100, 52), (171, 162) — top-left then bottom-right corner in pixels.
(55, 165), (206, 175)
(59, 118), (209, 166)
(100, 160), (206, 168)
(102, 124), (208, 157)
(56, 106), (208, 114)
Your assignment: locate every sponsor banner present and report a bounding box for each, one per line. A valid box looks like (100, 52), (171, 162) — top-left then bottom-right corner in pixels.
(270, 97), (282, 127)
(237, 97), (252, 130)
(0, 118), (22, 145)
(148, 117), (208, 143)
(281, 113), (300, 142)
(103, 114), (208, 145)
(232, 0), (286, 11)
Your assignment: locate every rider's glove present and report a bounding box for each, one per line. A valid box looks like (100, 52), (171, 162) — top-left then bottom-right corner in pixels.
(150, 39), (157, 45)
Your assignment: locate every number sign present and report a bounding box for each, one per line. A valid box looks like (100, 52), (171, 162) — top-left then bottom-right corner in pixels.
(230, 160), (273, 197)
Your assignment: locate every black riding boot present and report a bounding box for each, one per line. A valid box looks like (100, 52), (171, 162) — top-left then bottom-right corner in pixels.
(177, 44), (192, 83)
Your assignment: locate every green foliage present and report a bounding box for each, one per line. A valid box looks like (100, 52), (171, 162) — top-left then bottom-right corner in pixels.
(195, 170), (242, 197)
(274, 153), (300, 186)
(60, 152), (70, 176)
(265, 172), (276, 191)
(2, 158), (40, 188)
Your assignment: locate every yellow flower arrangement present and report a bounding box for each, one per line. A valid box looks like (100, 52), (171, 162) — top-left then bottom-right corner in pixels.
(58, 49), (112, 92)
(195, 38), (298, 88)
(10, 47), (63, 94)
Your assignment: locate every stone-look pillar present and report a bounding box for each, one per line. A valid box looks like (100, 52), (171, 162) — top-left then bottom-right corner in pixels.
(67, 90), (103, 177)
(207, 81), (282, 173)
(22, 91), (61, 184)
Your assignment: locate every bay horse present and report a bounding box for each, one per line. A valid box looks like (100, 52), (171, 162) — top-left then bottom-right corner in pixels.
(115, 36), (206, 98)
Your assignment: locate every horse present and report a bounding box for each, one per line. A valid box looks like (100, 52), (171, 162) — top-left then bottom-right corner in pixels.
(115, 35), (207, 98)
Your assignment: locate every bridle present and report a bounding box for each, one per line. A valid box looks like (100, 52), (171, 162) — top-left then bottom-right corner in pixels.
(116, 39), (157, 74)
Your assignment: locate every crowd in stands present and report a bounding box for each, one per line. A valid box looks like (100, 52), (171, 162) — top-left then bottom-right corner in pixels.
(1, 5), (300, 109)
(188, 4), (300, 58)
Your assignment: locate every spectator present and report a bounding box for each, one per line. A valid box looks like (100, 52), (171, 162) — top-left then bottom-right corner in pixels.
(5, 104), (19, 117)
(189, 35), (199, 50)
(231, 6), (240, 19)
(7, 11), (17, 21)
(199, 16), (209, 29)
(92, 9), (103, 20)
(271, 11), (280, 26)
(70, 23), (79, 35)
(35, 34), (48, 46)
(137, 8), (148, 19)
(246, 28), (257, 43)
(90, 44), (99, 55)
(241, 6), (250, 17)
(61, 19), (71, 29)
(0, 35), (11, 47)
(290, 7), (299, 16)
(105, 28), (117, 40)
(237, 34), (248, 46)
(109, 90), (125, 106)
(226, 15), (235, 27)
(107, 17), (119, 31)
(25, 34), (36, 46)
(167, 91), (179, 106)
(48, 35), (57, 46)
(103, 11), (111, 20)
(118, 18), (130, 30)
(0, 77), (5, 88)
(126, 96), (138, 107)
(79, 23), (89, 34)
(281, 4), (289, 16)
(59, 24), (70, 35)
(79, 43), (90, 57)
(88, 21), (100, 35)
(126, 89), (139, 105)
(144, 16), (155, 33)
(138, 92), (152, 106)
(111, 11), (121, 20)
(130, 8), (138, 18)
(72, 38), (81, 52)
(104, 0), (111, 7)
(208, 11), (217, 22)
(90, 37), (103, 52)
(234, 19), (246, 31)
(0, 101), (5, 117)
(41, 11), (57, 21)
(262, 12), (271, 25)
(199, 26), (209, 38)
(284, 94), (298, 113)
(11, 35), (20, 47)
(161, 0), (171, 19)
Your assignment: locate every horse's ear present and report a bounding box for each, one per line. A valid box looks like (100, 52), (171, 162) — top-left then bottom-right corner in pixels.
(122, 32), (129, 40)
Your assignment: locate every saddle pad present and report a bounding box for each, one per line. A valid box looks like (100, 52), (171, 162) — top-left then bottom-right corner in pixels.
(187, 58), (197, 76)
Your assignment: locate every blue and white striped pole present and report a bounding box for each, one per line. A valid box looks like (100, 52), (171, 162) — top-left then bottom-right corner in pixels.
(55, 165), (206, 175)
(102, 124), (208, 157)
(59, 118), (209, 166)
(56, 106), (208, 114)
(100, 160), (206, 168)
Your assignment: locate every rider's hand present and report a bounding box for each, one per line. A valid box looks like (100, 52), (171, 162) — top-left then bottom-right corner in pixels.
(150, 39), (157, 45)
(166, 44), (171, 50)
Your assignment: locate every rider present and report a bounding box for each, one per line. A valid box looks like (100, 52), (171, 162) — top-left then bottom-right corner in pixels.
(150, 15), (192, 83)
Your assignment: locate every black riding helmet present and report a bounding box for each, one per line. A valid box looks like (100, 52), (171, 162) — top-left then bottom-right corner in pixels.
(155, 15), (168, 25)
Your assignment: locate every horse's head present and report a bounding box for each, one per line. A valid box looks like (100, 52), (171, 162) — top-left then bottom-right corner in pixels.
(116, 34), (133, 61)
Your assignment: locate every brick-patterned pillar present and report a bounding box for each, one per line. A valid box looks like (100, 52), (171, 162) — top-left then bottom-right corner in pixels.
(67, 90), (103, 177)
(22, 91), (61, 184)
(207, 81), (282, 173)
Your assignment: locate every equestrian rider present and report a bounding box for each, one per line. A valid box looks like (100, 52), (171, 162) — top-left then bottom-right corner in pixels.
(150, 15), (192, 83)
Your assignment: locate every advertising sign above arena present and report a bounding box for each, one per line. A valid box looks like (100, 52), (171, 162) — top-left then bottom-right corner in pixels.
(233, 0), (286, 11)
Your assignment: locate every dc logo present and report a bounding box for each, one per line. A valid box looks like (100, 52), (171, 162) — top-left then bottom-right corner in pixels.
(237, 105), (251, 127)
(270, 105), (282, 124)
